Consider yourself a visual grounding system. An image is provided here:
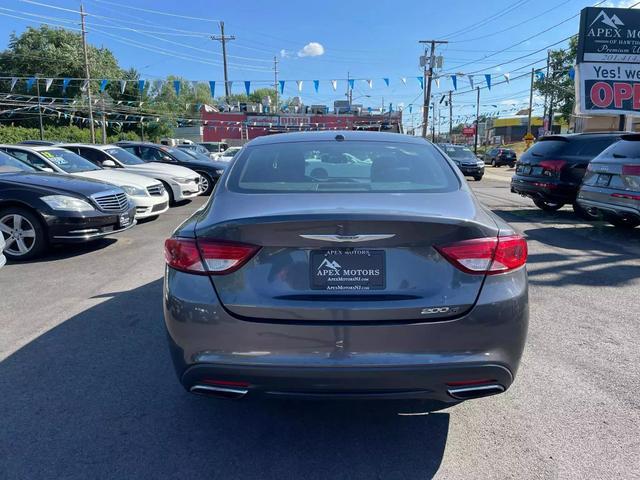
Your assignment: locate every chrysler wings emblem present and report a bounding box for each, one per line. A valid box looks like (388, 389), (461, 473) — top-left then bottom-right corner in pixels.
(299, 234), (395, 242)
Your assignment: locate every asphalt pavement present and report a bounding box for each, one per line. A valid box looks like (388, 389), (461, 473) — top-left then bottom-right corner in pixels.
(1, 173), (639, 479)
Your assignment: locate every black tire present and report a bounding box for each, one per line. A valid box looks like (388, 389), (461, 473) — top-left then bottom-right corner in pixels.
(491, 159), (497, 167)
(196, 172), (214, 196)
(533, 199), (564, 211)
(509, 163), (515, 168)
(607, 216), (640, 229)
(473, 175), (483, 181)
(572, 203), (600, 220)
(160, 181), (176, 205)
(0, 207), (48, 261)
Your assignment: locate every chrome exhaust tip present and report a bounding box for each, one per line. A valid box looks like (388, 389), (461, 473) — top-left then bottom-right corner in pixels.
(190, 384), (248, 400)
(447, 384), (505, 400)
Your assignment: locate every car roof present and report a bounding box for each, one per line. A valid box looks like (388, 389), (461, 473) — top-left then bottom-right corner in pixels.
(0, 144), (64, 152)
(246, 130), (428, 146)
(58, 143), (118, 150)
(540, 132), (629, 141)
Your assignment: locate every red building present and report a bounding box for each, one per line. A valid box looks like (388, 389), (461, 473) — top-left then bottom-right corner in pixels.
(200, 111), (403, 142)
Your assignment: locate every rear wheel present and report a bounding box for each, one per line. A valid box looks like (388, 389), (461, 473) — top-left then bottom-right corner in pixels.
(509, 162), (515, 168)
(0, 207), (47, 261)
(533, 199), (564, 211)
(572, 203), (600, 220)
(491, 159), (497, 167)
(607, 216), (640, 229)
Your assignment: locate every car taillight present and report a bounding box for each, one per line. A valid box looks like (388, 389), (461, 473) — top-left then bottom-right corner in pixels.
(621, 164), (640, 176)
(539, 160), (566, 176)
(611, 192), (640, 201)
(435, 235), (527, 275)
(164, 238), (259, 275)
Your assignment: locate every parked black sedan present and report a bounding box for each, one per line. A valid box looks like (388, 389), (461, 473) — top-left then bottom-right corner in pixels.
(116, 142), (222, 195)
(0, 151), (136, 261)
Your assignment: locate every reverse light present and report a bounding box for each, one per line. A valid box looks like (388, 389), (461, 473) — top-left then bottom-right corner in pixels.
(435, 235), (528, 275)
(164, 238), (259, 275)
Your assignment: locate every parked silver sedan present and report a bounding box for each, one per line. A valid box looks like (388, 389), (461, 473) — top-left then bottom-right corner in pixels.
(163, 131), (529, 410)
(577, 134), (640, 229)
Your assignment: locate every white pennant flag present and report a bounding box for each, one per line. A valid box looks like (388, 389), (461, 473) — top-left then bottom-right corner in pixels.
(504, 73), (510, 84)
(45, 78), (53, 92)
(468, 75), (474, 89)
(10, 77), (18, 91)
(435, 78), (440, 88)
(296, 80), (303, 92)
(401, 77), (407, 86)
(366, 79), (373, 89)
(120, 80), (127, 94)
(331, 80), (337, 91)
(81, 79), (89, 92)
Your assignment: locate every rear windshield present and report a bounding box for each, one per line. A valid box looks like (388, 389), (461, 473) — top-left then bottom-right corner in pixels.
(444, 146), (476, 160)
(228, 140), (459, 193)
(105, 147), (144, 165)
(597, 139), (640, 160)
(529, 137), (619, 158)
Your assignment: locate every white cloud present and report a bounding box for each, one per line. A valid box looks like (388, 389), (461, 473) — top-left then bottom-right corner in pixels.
(297, 42), (325, 57)
(280, 49), (291, 58)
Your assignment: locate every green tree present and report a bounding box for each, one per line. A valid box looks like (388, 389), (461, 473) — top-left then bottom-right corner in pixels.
(225, 88), (278, 108)
(534, 36), (577, 122)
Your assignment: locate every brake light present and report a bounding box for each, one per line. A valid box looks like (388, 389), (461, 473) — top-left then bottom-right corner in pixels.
(622, 164), (640, 176)
(435, 235), (527, 275)
(539, 160), (566, 176)
(611, 192), (640, 200)
(164, 238), (259, 275)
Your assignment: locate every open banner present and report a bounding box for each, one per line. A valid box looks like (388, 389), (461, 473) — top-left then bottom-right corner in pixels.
(575, 62), (640, 115)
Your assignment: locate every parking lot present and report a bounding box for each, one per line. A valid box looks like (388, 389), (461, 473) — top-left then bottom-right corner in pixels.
(1, 171), (639, 480)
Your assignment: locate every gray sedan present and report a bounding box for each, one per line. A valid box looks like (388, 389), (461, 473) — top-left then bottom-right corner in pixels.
(577, 134), (640, 229)
(163, 131), (529, 410)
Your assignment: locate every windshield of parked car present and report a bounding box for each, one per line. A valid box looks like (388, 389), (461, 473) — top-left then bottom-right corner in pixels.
(0, 151), (36, 173)
(41, 149), (101, 173)
(224, 147), (241, 157)
(162, 147), (199, 162)
(104, 147), (145, 165)
(444, 146), (477, 161)
(199, 143), (225, 153)
(229, 141), (459, 193)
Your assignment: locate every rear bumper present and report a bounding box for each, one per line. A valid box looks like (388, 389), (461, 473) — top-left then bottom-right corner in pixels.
(577, 194), (640, 220)
(511, 176), (577, 204)
(163, 266), (529, 403)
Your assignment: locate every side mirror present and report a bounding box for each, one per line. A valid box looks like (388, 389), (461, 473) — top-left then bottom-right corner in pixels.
(41, 167), (55, 173)
(162, 155), (176, 162)
(102, 159), (117, 168)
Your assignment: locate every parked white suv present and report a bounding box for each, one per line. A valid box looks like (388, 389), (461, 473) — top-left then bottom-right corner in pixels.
(59, 144), (201, 204)
(0, 145), (169, 220)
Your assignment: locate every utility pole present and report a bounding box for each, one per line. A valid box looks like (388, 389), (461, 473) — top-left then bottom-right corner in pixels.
(527, 68), (535, 136)
(542, 50), (550, 133)
(212, 22), (235, 101)
(80, 3), (96, 144)
(474, 86), (480, 154)
(431, 102), (436, 141)
(419, 39), (448, 138)
(547, 54), (555, 136)
(448, 90), (453, 140)
(346, 72), (353, 110)
(273, 56), (278, 112)
(35, 76), (44, 140)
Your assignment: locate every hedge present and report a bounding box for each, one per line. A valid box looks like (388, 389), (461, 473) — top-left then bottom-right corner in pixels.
(0, 125), (141, 144)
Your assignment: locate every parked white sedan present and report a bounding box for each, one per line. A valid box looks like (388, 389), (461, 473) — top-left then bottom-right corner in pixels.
(59, 144), (201, 204)
(0, 145), (169, 220)
(0, 232), (6, 269)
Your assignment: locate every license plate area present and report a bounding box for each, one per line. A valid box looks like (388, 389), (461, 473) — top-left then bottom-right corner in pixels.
(119, 213), (131, 227)
(596, 174), (612, 187)
(310, 249), (385, 291)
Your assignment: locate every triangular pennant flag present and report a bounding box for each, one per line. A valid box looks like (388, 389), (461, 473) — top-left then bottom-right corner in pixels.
(120, 80), (127, 94)
(468, 75), (474, 89)
(389, 103), (393, 112)
(435, 78), (440, 88)
(62, 78), (71, 94)
(174, 80), (181, 96)
(81, 79), (89, 92)
(100, 79), (108, 92)
(209, 80), (216, 97)
(45, 78), (53, 92)
(331, 80), (337, 91)
(138, 79), (146, 94)
(485, 74), (491, 90)
(279, 80), (285, 94)
(366, 79), (373, 89)
(401, 77), (407, 86)
(26, 77), (36, 92)
(536, 71), (545, 80)
(451, 75), (457, 91)
(568, 67), (575, 80)
(313, 80), (319, 93)
(296, 80), (303, 92)
(348, 79), (354, 90)
(417, 76), (424, 89)
(408, 105), (412, 113)
(504, 73), (510, 84)
(244, 81), (251, 95)
(383, 78), (389, 87)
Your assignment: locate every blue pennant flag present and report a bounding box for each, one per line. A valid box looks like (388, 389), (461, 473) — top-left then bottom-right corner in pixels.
(138, 79), (146, 94)
(451, 75), (457, 91)
(174, 80), (181, 96)
(209, 81), (216, 98)
(279, 80), (285, 94)
(536, 71), (545, 81)
(313, 80), (319, 93)
(100, 79), (108, 92)
(348, 79), (355, 90)
(368, 107), (372, 113)
(62, 78), (71, 94)
(26, 77), (36, 91)
(568, 67), (575, 80)
(485, 74), (491, 90)
(244, 81), (251, 95)
(389, 103), (393, 112)
(383, 78), (390, 87)
(408, 105), (412, 114)
(417, 76), (424, 89)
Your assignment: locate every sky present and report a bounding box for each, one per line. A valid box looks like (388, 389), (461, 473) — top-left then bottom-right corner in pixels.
(0, 0), (638, 131)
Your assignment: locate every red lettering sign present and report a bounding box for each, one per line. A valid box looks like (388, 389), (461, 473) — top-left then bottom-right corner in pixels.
(590, 82), (613, 107)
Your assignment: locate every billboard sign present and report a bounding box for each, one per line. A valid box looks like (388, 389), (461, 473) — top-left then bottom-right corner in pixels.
(575, 62), (640, 115)
(577, 7), (640, 63)
(462, 126), (475, 136)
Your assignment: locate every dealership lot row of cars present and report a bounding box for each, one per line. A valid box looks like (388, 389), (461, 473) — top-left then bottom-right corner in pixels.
(0, 141), (236, 262)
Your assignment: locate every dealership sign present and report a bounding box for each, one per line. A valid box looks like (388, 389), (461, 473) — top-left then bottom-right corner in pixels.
(575, 62), (640, 114)
(577, 7), (640, 63)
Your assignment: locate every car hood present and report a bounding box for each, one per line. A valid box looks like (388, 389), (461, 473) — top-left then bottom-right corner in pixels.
(0, 172), (120, 197)
(73, 169), (157, 188)
(126, 162), (199, 178)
